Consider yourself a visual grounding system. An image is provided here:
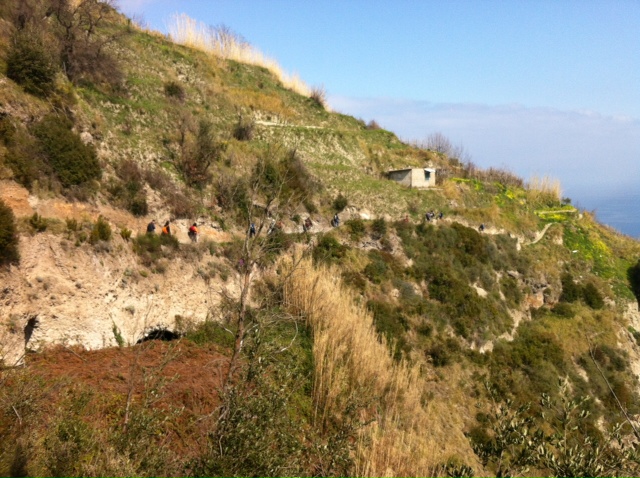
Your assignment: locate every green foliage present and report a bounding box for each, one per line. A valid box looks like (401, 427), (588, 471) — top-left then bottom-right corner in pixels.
(6, 32), (57, 97)
(560, 272), (580, 303)
(120, 228), (132, 241)
(232, 115), (255, 141)
(109, 160), (148, 216)
(371, 217), (387, 238)
(332, 193), (348, 212)
(89, 216), (112, 244)
(164, 81), (185, 101)
(628, 259), (640, 306)
(0, 199), (20, 266)
(470, 383), (640, 477)
(29, 212), (48, 232)
(500, 275), (522, 307)
(345, 218), (366, 241)
(2, 124), (45, 189)
(280, 149), (321, 205)
(33, 115), (101, 188)
(551, 302), (575, 318)
(132, 233), (179, 268)
(180, 119), (223, 188)
(312, 234), (347, 265)
(582, 282), (604, 309)
(366, 299), (409, 360)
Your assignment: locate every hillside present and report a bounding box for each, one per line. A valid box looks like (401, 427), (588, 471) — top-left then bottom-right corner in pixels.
(2, 2), (640, 477)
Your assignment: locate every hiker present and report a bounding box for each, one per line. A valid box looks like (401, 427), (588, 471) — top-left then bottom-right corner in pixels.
(332, 214), (340, 227)
(438, 211), (444, 220)
(249, 222), (256, 238)
(267, 219), (276, 235)
(146, 220), (156, 234)
(425, 212), (431, 222)
(479, 223), (485, 232)
(188, 222), (199, 243)
(161, 221), (171, 235)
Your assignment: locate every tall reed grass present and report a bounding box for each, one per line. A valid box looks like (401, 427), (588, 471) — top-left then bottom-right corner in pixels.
(167, 13), (311, 97)
(527, 175), (562, 202)
(282, 255), (476, 476)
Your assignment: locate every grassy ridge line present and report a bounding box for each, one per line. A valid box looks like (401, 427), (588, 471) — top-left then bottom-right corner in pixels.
(167, 13), (311, 97)
(282, 255), (479, 476)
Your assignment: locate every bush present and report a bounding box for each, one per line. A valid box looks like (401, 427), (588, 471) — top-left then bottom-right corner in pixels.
(6, 32), (57, 97)
(582, 282), (604, 309)
(309, 85), (326, 109)
(371, 217), (387, 238)
(0, 199), (20, 266)
(232, 115), (255, 141)
(89, 216), (111, 244)
(164, 81), (185, 101)
(132, 233), (179, 268)
(627, 260), (640, 306)
(180, 120), (223, 188)
(29, 212), (48, 232)
(559, 272), (580, 303)
(33, 115), (101, 188)
(345, 218), (366, 241)
(332, 193), (348, 212)
(312, 234), (347, 265)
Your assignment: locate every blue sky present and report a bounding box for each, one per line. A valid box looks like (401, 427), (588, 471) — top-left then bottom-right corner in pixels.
(119, 0), (640, 234)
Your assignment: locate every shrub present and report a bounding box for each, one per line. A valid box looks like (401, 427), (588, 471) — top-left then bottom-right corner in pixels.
(371, 217), (387, 238)
(281, 149), (321, 204)
(627, 260), (640, 306)
(345, 218), (366, 241)
(232, 115), (255, 141)
(366, 119), (381, 130)
(120, 228), (132, 241)
(582, 282), (604, 309)
(132, 233), (179, 267)
(180, 119), (223, 188)
(312, 234), (347, 265)
(89, 216), (111, 244)
(33, 115), (101, 188)
(559, 272), (580, 303)
(29, 212), (48, 232)
(309, 85), (326, 108)
(0, 199), (20, 266)
(6, 32), (57, 97)
(366, 299), (409, 360)
(500, 275), (522, 306)
(551, 302), (575, 318)
(3, 126), (46, 189)
(332, 193), (348, 212)
(164, 81), (185, 101)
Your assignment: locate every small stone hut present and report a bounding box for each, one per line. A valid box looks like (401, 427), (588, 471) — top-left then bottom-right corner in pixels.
(387, 168), (436, 188)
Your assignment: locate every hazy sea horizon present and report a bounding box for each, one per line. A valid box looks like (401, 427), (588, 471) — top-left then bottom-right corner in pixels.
(575, 190), (640, 240)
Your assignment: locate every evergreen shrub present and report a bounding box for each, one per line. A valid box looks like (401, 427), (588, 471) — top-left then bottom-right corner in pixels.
(0, 199), (20, 266)
(33, 115), (101, 188)
(6, 33), (57, 97)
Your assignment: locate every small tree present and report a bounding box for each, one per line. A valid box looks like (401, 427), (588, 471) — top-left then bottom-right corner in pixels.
(0, 199), (20, 266)
(33, 115), (101, 188)
(180, 119), (224, 188)
(6, 31), (57, 97)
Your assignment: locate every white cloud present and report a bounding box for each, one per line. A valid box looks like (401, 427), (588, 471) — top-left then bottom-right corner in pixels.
(328, 96), (640, 201)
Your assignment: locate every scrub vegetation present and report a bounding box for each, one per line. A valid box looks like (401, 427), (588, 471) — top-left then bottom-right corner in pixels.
(1, 2), (640, 477)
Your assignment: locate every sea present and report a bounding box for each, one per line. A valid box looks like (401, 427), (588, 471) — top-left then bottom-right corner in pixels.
(575, 191), (640, 241)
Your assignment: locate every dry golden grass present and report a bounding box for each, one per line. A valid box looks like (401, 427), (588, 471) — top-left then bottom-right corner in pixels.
(227, 88), (294, 119)
(282, 255), (479, 477)
(527, 175), (562, 203)
(167, 14), (311, 97)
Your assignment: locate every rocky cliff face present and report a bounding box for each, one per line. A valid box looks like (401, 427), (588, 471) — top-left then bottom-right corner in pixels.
(0, 180), (239, 366)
